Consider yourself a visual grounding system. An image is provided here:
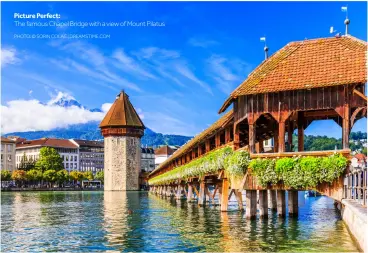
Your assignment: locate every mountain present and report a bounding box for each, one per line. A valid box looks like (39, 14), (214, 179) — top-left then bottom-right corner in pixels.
(4, 93), (193, 146)
(4, 121), (192, 147)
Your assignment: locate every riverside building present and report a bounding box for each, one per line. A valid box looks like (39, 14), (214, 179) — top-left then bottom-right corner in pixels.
(15, 138), (79, 172)
(1, 137), (16, 171)
(70, 139), (104, 175)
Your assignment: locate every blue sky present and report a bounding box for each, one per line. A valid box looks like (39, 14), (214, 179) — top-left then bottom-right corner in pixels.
(1, 1), (367, 137)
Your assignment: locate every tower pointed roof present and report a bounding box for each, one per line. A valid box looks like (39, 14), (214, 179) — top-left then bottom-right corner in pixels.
(99, 91), (145, 129)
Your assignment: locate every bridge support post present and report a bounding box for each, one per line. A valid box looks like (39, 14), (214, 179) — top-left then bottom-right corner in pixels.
(277, 190), (286, 217)
(176, 185), (182, 200)
(221, 179), (229, 212)
(259, 190), (268, 218)
(269, 190), (277, 211)
(288, 190), (298, 216)
(235, 190), (243, 211)
(246, 190), (257, 219)
(187, 184), (194, 202)
(198, 181), (206, 206)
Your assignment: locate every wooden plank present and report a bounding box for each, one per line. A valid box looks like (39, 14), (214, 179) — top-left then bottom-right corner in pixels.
(278, 121), (286, 152)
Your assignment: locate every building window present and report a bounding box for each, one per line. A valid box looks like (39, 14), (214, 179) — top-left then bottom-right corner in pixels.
(74, 156), (77, 162)
(66, 156), (69, 161)
(66, 163), (69, 169)
(7, 155), (12, 162)
(1, 154), (3, 161)
(7, 144), (12, 152)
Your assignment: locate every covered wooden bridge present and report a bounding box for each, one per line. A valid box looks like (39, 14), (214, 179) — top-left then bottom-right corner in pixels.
(148, 35), (367, 218)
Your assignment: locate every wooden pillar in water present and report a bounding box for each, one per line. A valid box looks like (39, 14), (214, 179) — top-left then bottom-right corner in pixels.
(198, 181), (206, 206)
(259, 190), (268, 218)
(246, 190), (257, 219)
(221, 179), (229, 212)
(297, 111), (304, 152)
(176, 185), (182, 200)
(235, 190), (243, 210)
(277, 190), (286, 217)
(269, 190), (277, 211)
(288, 190), (298, 217)
(187, 184), (194, 202)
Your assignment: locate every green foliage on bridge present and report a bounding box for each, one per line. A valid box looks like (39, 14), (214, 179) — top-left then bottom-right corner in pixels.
(249, 154), (348, 189)
(148, 147), (251, 185)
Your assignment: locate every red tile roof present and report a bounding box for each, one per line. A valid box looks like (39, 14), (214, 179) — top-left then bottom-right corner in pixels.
(354, 153), (366, 161)
(16, 138), (78, 149)
(155, 145), (175, 156)
(1, 137), (15, 143)
(219, 35), (367, 113)
(100, 91), (145, 129)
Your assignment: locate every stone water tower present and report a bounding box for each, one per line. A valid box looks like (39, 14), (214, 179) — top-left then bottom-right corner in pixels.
(99, 91), (145, 191)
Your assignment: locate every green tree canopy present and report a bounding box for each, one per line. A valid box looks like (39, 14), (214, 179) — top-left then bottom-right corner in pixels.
(35, 147), (64, 172)
(43, 170), (57, 183)
(95, 171), (104, 183)
(56, 170), (69, 184)
(1, 170), (12, 181)
(83, 171), (94, 181)
(26, 169), (43, 182)
(69, 171), (84, 183)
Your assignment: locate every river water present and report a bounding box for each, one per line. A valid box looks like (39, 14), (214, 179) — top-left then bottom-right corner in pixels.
(1, 191), (360, 252)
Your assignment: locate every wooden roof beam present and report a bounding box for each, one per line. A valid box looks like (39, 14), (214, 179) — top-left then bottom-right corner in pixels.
(353, 89), (367, 101)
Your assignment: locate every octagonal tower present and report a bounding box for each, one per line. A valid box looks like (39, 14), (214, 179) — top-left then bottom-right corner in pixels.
(99, 91), (145, 191)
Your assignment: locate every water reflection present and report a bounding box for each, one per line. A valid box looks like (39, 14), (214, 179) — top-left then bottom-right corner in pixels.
(1, 191), (360, 252)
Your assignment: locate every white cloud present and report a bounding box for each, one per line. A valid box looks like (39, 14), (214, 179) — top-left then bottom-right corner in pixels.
(112, 49), (156, 79)
(1, 93), (107, 134)
(1, 47), (20, 67)
(207, 54), (252, 94)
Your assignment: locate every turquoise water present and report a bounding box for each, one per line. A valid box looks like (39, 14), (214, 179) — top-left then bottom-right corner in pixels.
(1, 191), (360, 252)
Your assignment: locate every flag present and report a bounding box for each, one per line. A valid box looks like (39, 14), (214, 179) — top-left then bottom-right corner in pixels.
(341, 6), (348, 12)
(260, 37), (266, 42)
(330, 26), (334, 34)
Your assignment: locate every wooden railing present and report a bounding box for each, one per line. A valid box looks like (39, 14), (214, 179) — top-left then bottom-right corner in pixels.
(344, 164), (367, 206)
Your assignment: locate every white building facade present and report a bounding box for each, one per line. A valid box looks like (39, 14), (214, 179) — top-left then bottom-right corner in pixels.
(70, 139), (104, 175)
(1, 137), (16, 171)
(15, 138), (79, 172)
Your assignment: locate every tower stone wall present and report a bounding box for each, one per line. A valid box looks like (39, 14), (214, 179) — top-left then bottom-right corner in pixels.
(104, 136), (141, 191)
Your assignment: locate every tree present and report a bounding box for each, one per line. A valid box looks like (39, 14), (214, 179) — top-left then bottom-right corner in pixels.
(43, 170), (57, 187)
(83, 171), (94, 181)
(26, 169), (43, 186)
(95, 171), (104, 183)
(1, 170), (12, 181)
(19, 153), (36, 171)
(35, 147), (64, 172)
(11, 170), (27, 187)
(362, 147), (367, 156)
(56, 170), (69, 187)
(69, 171), (84, 185)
